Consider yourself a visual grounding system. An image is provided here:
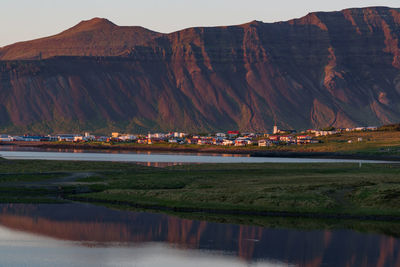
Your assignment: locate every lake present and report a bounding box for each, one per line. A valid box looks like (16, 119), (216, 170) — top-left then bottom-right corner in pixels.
(0, 146), (398, 266)
(0, 203), (398, 267)
(0, 146), (392, 164)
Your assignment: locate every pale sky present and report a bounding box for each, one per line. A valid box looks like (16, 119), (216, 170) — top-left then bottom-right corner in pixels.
(0, 0), (398, 47)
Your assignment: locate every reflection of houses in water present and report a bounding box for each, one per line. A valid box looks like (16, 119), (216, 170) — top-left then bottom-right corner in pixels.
(0, 203), (399, 266)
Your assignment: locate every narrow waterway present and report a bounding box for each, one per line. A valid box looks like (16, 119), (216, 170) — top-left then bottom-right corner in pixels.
(0, 146), (392, 164)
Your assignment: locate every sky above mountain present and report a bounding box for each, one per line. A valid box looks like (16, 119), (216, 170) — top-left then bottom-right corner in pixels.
(0, 0), (398, 47)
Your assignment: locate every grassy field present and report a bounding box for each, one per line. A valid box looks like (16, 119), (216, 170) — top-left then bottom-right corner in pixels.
(73, 163), (400, 218)
(245, 131), (400, 158)
(284, 131), (400, 155)
(0, 158), (149, 202)
(2, 158), (399, 219)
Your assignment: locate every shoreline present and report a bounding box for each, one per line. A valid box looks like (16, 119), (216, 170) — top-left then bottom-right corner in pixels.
(2, 141), (400, 161)
(1, 141), (251, 155)
(250, 151), (400, 161)
(69, 196), (400, 223)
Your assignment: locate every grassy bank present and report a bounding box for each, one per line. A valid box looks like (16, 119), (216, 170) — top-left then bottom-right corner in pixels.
(73, 163), (400, 219)
(1, 158), (399, 220)
(0, 159), (149, 203)
(284, 131), (400, 155)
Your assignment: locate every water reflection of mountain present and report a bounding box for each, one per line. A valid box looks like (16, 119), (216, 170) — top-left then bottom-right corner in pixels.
(0, 203), (399, 266)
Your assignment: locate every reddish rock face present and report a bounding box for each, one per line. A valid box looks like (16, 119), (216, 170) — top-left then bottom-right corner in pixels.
(1, 7), (400, 133)
(0, 18), (162, 60)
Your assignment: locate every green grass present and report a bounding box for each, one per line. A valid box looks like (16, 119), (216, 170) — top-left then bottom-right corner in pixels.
(0, 187), (65, 203)
(0, 159), (149, 173)
(0, 173), (64, 183)
(264, 131), (400, 155)
(1, 159), (400, 220)
(73, 162), (400, 218)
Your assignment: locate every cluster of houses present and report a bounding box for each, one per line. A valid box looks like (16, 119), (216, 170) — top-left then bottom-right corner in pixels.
(0, 133), (102, 143)
(107, 131), (320, 147)
(0, 125), (379, 147)
(309, 126), (378, 137)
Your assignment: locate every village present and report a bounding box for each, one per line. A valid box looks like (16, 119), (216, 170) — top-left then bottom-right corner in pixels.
(0, 125), (379, 147)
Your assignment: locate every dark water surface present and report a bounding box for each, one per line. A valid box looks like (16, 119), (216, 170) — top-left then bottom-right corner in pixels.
(0, 203), (398, 267)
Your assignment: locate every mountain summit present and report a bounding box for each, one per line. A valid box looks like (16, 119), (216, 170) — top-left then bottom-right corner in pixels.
(0, 18), (161, 60)
(1, 7), (400, 133)
(63, 18), (117, 32)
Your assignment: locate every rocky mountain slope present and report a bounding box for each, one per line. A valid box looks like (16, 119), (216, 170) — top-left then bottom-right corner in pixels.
(0, 18), (161, 60)
(1, 7), (400, 133)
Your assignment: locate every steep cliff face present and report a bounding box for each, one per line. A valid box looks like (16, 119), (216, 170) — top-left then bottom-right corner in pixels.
(1, 7), (400, 133)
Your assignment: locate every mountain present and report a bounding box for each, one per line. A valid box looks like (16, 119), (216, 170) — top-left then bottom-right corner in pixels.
(0, 18), (161, 60)
(1, 7), (400, 134)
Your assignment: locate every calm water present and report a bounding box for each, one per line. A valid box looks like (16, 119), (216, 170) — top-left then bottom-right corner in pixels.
(0, 203), (398, 267)
(0, 146), (397, 266)
(0, 146), (392, 164)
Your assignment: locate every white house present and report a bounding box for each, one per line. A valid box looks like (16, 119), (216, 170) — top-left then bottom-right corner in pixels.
(118, 135), (137, 141)
(216, 133), (227, 138)
(314, 130), (338, 137)
(258, 140), (272, 147)
(173, 132), (187, 138)
(222, 139), (234, 146)
(57, 134), (83, 142)
(148, 133), (166, 139)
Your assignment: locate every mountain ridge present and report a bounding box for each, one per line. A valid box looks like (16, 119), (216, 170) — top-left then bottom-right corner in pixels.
(0, 18), (162, 60)
(3, 6), (399, 60)
(1, 6), (400, 134)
